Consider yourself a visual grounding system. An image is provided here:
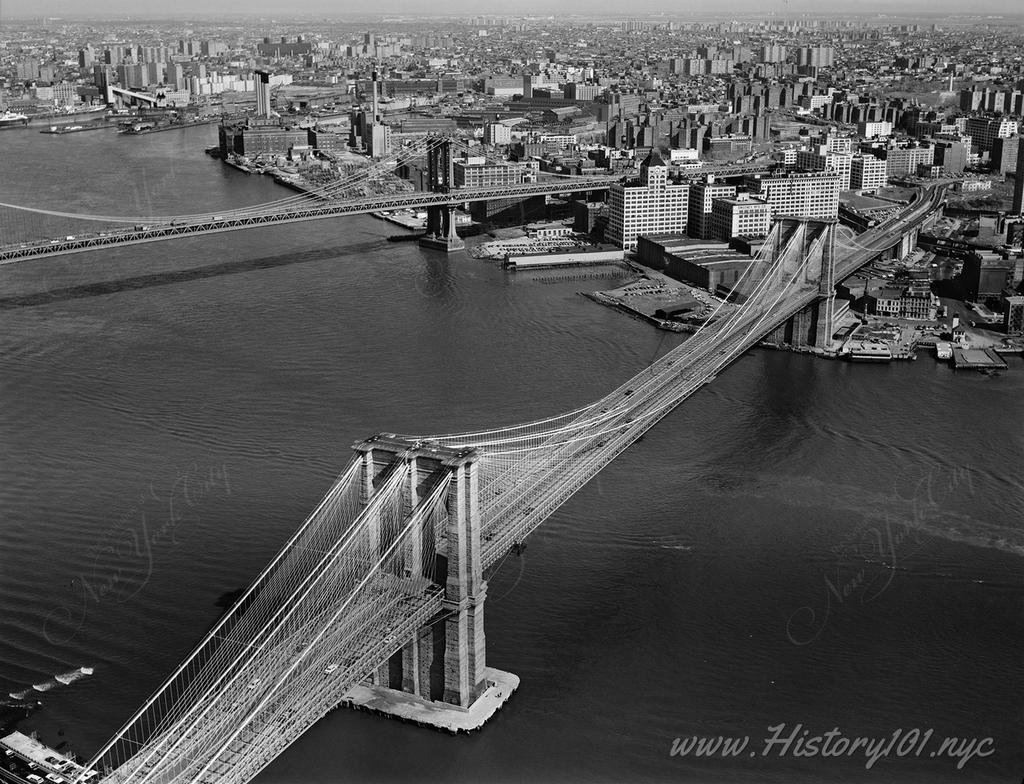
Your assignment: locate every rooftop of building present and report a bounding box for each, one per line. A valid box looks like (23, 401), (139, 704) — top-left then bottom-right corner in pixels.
(714, 194), (770, 208)
(641, 148), (666, 168)
(656, 237), (755, 268)
(671, 249), (753, 267)
(873, 286), (910, 299)
(639, 234), (721, 251)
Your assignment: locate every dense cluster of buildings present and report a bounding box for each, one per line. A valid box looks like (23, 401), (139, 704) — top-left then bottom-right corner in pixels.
(3, 14), (1023, 329)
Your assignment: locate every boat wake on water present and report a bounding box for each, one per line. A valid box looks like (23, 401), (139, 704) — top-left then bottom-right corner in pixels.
(8, 666), (94, 699)
(55, 665), (94, 684)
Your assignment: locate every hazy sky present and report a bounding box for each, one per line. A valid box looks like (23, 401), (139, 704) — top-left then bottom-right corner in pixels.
(1, 0), (1023, 17)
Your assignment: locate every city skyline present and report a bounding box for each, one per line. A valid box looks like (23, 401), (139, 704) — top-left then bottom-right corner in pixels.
(3, 0), (1024, 19)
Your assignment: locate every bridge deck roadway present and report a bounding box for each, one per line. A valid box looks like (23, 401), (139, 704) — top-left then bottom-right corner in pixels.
(1, 163), (781, 265)
(475, 185), (945, 568)
(101, 574), (444, 784)
(0, 179), (618, 264)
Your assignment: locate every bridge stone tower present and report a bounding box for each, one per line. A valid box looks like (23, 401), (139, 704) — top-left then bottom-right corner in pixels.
(348, 434), (514, 726)
(764, 218), (840, 352)
(419, 137), (466, 253)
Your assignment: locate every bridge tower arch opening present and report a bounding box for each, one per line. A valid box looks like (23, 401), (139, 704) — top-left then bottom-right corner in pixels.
(420, 136), (466, 253)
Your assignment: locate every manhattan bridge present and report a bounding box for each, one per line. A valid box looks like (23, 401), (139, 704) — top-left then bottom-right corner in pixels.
(0, 136), (944, 784)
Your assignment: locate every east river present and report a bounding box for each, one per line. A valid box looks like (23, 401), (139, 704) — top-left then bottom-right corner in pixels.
(1, 125), (1022, 783)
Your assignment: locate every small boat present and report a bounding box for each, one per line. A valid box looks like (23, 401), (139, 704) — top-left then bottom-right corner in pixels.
(845, 340), (893, 362)
(0, 110), (30, 128)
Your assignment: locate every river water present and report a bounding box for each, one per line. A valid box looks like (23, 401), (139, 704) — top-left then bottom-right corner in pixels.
(0, 126), (1022, 783)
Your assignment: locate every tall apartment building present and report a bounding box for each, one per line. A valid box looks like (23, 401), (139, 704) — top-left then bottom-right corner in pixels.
(850, 154), (887, 191)
(857, 120), (892, 138)
(201, 40), (228, 57)
(484, 122), (511, 145)
(796, 146), (852, 190)
(990, 135), (1020, 175)
(144, 61), (163, 85)
(960, 88), (1024, 116)
(165, 63), (184, 89)
(960, 89), (985, 112)
(932, 139), (969, 174)
(797, 46), (834, 68)
(606, 151), (690, 250)
(564, 83), (599, 100)
(964, 117), (1019, 153)
(680, 59), (707, 76)
(877, 143), (934, 179)
(822, 134), (853, 154)
(710, 194), (772, 241)
(744, 170), (840, 219)
(688, 175), (737, 239)
(1013, 138), (1024, 216)
(116, 63), (147, 89)
(760, 44), (787, 63)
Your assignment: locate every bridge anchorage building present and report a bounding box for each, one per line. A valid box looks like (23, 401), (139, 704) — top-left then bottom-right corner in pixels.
(344, 433), (518, 730)
(419, 136), (467, 253)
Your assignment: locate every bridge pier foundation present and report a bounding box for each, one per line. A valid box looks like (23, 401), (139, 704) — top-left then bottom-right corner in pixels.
(898, 227), (919, 259)
(419, 205), (465, 253)
(400, 628), (427, 697)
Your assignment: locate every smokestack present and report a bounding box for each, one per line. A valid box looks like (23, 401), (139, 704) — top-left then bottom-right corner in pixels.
(371, 69), (379, 123)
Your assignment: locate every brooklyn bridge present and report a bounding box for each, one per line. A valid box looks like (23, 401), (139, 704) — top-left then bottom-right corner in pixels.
(0, 135), (944, 784)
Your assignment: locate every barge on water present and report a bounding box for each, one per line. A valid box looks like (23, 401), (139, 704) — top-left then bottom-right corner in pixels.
(951, 347), (1008, 371)
(119, 119), (216, 135)
(502, 247), (625, 270)
(843, 340), (893, 362)
(40, 123), (110, 134)
(372, 209), (428, 230)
